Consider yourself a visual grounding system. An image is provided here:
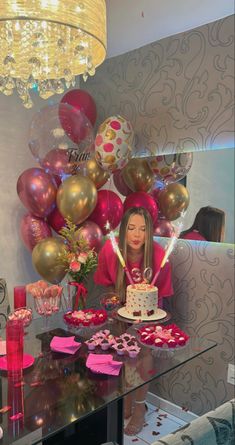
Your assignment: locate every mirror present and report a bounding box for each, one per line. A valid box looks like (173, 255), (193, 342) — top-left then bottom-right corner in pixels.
(171, 148), (234, 244)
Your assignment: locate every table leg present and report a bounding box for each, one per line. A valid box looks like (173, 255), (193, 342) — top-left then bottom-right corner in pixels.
(106, 398), (123, 445)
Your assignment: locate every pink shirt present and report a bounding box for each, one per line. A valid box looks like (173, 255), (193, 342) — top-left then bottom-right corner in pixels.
(94, 240), (173, 306)
(181, 230), (206, 241)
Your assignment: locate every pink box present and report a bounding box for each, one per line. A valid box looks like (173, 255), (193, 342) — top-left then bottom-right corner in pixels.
(14, 286), (26, 309)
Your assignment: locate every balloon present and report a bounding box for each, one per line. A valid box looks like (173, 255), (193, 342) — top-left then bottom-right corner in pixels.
(20, 214), (52, 251)
(29, 103), (94, 175)
(89, 190), (123, 235)
(123, 192), (158, 224)
(32, 237), (68, 284)
(83, 158), (110, 189)
(113, 169), (132, 196)
(60, 89), (97, 131)
(17, 168), (57, 218)
(148, 152), (193, 184)
(150, 179), (166, 203)
(75, 221), (103, 253)
(122, 158), (154, 192)
(154, 218), (175, 238)
(158, 183), (190, 221)
(56, 175), (97, 225)
(95, 115), (134, 172)
(47, 206), (66, 234)
(41, 148), (75, 177)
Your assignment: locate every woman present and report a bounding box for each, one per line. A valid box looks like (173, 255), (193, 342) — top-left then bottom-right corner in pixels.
(180, 206), (225, 242)
(94, 206), (173, 435)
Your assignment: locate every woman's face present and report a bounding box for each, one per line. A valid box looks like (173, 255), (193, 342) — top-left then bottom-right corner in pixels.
(126, 214), (146, 251)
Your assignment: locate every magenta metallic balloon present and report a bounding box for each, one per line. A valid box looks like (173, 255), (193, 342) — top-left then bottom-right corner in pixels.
(41, 148), (75, 177)
(20, 214), (52, 251)
(17, 168), (57, 218)
(123, 192), (158, 224)
(89, 190), (123, 235)
(76, 221), (103, 253)
(154, 218), (175, 238)
(113, 169), (132, 196)
(47, 206), (66, 234)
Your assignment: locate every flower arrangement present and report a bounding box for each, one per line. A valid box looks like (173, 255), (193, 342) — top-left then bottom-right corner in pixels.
(59, 219), (98, 309)
(60, 219), (98, 282)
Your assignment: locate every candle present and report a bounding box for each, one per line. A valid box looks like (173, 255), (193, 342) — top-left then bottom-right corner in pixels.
(151, 235), (177, 286)
(14, 286), (26, 310)
(108, 230), (134, 284)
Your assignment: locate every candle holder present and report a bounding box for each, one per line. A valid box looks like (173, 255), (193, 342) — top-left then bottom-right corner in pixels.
(13, 286), (26, 310)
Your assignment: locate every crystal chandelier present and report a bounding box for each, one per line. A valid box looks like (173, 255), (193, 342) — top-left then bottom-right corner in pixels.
(0, 0), (106, 108)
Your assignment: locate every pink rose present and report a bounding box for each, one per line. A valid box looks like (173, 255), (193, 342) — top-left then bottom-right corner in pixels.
(69, 261), (81, 272)
(78, 252), (88, 264)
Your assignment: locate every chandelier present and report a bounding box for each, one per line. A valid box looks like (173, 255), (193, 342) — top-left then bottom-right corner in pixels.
(0, 0), (106, 108)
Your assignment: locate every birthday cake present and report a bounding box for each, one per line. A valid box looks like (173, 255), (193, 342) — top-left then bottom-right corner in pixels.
(118, 283), (167, 321)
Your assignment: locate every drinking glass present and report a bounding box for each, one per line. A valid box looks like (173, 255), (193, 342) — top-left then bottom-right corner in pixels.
(100, 292), (121, 323)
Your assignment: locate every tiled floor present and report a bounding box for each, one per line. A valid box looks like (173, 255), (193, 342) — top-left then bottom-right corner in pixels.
(124, 402), (187, 445)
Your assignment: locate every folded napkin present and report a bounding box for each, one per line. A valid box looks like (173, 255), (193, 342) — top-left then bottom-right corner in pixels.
(86, 353), (123, 376)
(50, 336), (81, 355)
(0, 341), (6, 356)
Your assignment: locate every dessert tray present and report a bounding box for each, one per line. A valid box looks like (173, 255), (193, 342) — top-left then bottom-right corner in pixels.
(63, 309), (108, 330)
(135, 323), (189, 350)
(117, 306), (167, 322)
(85, 330), (141, 358)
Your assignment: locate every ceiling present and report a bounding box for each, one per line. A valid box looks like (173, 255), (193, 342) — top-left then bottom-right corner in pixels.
(106, 0), (234, 58)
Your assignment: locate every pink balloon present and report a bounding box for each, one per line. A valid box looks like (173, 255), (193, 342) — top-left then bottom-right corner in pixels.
(17, 168), (57, 218)
(113, 169), (132, 196)
(61, 89), (97, 125)
(123, 192), (158, 224)
(154, 218), (175, 238)
(76, 221), (103, 253)
(47, 206), (66, 233)
(60, 89), (97, 143)
(20, 214), (52, 251)
(89, 190), (123, 235)
(41, 148), (75, 177)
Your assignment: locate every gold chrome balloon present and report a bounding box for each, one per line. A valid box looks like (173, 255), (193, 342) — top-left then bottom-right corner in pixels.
(158, 183), (190, 221)
(32, 237), (68, 284)
(122, 158), (154, 192)
(57, 174), (97, 224)
(84, 158), (110, 189)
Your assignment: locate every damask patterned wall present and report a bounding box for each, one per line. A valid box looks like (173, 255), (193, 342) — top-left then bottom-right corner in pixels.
(83, 15), (234, 155)
(150, 239), (235, 415)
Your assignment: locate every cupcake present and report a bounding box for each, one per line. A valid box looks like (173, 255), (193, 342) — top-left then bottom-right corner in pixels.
(85, 339), (97, 350)
(100, 339), (110, 351)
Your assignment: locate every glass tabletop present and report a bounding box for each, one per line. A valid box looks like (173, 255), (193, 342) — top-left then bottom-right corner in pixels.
(0, 312), (217, 445)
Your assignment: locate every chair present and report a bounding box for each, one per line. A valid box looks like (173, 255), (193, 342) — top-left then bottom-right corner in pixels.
(0, 278), (10, 329)
(151, 399), (235, 445)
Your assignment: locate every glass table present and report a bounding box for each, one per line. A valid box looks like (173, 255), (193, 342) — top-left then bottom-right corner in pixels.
(0, 313), (217, 445)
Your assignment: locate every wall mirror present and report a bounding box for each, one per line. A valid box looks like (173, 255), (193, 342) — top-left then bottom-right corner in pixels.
(135, 148), (234, 244)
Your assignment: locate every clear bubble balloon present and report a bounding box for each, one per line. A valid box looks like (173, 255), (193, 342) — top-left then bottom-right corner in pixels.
(29, 103), (94, 177)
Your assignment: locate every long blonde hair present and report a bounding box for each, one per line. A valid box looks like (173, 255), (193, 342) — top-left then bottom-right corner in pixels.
(115, 207), (153, 303)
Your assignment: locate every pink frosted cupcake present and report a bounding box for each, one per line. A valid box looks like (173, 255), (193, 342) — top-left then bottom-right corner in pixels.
(85, 339), (98, 351)
(100, 339), (110, 351)
(127, 345), (141, 358)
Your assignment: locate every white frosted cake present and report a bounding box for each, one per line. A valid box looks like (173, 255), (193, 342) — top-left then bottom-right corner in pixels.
(125, 283), (158, 318)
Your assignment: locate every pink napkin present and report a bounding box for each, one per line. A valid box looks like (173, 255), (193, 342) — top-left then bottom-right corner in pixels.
(50, 336), (81, 355)
(86, 353), (123, 376)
